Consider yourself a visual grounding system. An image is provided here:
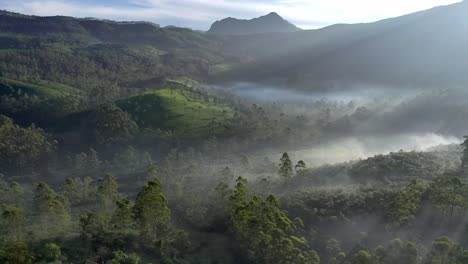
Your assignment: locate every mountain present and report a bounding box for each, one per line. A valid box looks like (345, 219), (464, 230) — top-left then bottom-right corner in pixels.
(0, 10), (223, 91)
(0, 10), (211, 49)
(208, 12), (301, 35)
(213, 1), (468, 89)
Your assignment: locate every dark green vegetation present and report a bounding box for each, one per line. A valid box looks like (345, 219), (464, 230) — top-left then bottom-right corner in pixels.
(2, 6), (468, 264)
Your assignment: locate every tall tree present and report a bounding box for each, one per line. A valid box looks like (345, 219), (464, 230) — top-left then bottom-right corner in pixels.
(111, 198), (134, 234)
(97, 173), (120, 225)
(133, 178), (171, 242)
(385, 180), (422, 228)
(33, 182), (70, 236)
(230, 177), (319, 264)
(279, 152), (293, 184)
(461, 135), (468, 171)
(1, 206), (25, 242)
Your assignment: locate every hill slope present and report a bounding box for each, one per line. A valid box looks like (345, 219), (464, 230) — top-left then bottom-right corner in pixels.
(117, 88), (234, 137)
(214, 1), (468, 89)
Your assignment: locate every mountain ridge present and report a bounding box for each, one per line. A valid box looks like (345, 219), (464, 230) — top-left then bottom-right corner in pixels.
(208, 12), (301, 35)
(212, 1), (468, 89)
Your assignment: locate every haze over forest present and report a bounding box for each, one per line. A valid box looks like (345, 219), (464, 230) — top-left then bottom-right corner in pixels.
(0, 1), (468, 263)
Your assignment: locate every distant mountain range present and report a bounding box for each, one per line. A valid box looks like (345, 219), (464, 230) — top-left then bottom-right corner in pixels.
(208, 12), (301, 35)
(2, 1), (468, 90)
(214, 1), (468, 89)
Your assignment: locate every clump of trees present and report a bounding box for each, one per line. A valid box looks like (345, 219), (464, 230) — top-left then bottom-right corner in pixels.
(230, 177), (320, 263)
(0, 115), (56, 172)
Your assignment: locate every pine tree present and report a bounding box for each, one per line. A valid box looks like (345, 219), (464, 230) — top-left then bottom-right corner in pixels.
(133, 178), (171, 242)
(2, 206), (25, 242)
(461, 135), (468, 172)
(279, 152), (293, 184)
(34, 182), (70, 236)
(97, 173), (120, 224)
(295, 160), (306, 172)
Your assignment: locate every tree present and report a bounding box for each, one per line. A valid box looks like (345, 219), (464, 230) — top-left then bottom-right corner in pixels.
(74, 148), (102, 175)
(89, 103), (138, 145)
(6, 182), (25, 208)
(385, 180), (422, 228)
(145, 163), (159, 182)
(1, 206), (25, 242)
(111, 198), (134, 233)
(230, 177), (319, 264)
(61, 177), (82, 205)
(461, 135), (468, 171)
(113, 146), (138, 174)
(295, 160), (306, 172)
(97, 173), (120, 225)
(425, 237), (459, 264)
(279, 152), (293, 184)
(0, 241), (34, 264)
(351, 250), (373, 264)
(220, 166), (234, 182)
(429, 176), (466, 219)
(141, 151), (154, 170)
(40, 243), (62, 263)
(240, 154), (250, 170)
(33, 182), (70, 236)
(133, 178), (171, 242)
(0, 115), (56, 171)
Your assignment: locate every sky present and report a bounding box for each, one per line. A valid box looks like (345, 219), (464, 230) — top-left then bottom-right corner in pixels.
(0, 0), (463, 30)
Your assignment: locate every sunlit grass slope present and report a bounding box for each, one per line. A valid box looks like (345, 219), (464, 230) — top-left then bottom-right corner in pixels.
(118, 88), (234, 137)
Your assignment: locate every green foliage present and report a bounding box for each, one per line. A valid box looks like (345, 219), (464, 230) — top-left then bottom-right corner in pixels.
(279, 152), (293, 184)
(39, 243), (62, 262)
(349, 151), (448, 183)
(108, 251), (141, 264)
(424, 237), (463, 264)
(0, 241), (34, 264)
(33, 182), (71, 236)
(61, 177), (82, 206)
(0, 115), (56, 172)
(230, 177), (320, 264)
(118, 88), (233, 137)
(351, 250), (372, 264)
(0, 77), (68, 98)
(1, 206), (25, 242)
(461, 135), (468, 170)
(428, 176), (468, 218)
(133, 178), (171, 243)
(111, 198), (135, 233)
(88, 103), (139, 145)
(385, 180), (422, 228)
(97, 173), (120, 224)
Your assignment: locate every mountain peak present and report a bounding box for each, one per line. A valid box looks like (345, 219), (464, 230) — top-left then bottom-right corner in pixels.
(208, 12), (301, 35)
(266, 12), (281, 17)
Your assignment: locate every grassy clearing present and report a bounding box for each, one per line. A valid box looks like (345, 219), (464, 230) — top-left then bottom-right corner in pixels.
(0, 77), (66, 98)
(118, 88), (234, 137)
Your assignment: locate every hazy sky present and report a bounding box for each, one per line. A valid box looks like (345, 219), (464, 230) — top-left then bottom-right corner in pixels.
(1, 0), (462, 29)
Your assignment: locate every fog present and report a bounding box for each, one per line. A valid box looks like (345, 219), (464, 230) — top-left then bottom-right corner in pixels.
(224, 81), (417, 104)
(213, 81), (467, 167)
(291, 133), (460, 166)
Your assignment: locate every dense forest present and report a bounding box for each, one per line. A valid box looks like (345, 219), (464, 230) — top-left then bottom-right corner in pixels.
(1, 7), (468, 264)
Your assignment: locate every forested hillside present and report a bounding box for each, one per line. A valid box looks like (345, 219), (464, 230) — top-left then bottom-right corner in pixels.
(212, 1), (468, 89)
(1, 5), (468, 264)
